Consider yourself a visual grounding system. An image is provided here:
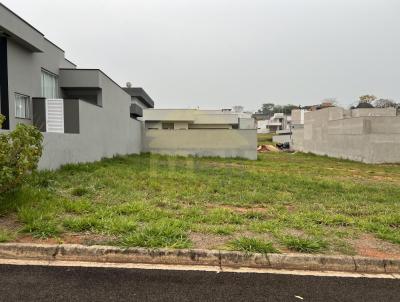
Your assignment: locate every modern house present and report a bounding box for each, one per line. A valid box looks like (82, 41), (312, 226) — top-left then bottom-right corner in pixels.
(270, 109), (309, 144)
(254, 112), (291, 134)
(142, 109), (257, 160)
(123, 87), (155, 119)
(0, 3), (153, 169)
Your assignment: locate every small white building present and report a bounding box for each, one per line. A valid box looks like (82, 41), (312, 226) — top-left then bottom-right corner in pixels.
(142, 109), (257, 160)
(256, 113), (291, 133)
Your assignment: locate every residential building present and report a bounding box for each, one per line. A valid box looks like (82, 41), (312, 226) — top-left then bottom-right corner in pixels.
(271, 109), (308, 144)
(123, 87), (154, 119)
(0, 3), (153, 169)
(142, 109), (257, 160)
(252, 113), (291, 134)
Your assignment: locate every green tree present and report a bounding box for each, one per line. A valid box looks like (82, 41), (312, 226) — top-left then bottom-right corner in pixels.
(257, 103), (275, 116)
(257, 103), (298, 116)
(0, 114), (43, 194)
(359, 95), (377, 104)
(374, 98), (398, 108)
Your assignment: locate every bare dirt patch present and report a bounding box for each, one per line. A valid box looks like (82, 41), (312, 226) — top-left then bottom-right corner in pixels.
(190, 230), (279, 251)
(351, 234), (400, 259)
(189, 232), (231, 249)
(0, 214), (21, 232)
(206, 204), (267, 214)
(15, 233), (115, 246)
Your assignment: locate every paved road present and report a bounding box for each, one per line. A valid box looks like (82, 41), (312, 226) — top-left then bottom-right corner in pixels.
(0, 264), (399, 301)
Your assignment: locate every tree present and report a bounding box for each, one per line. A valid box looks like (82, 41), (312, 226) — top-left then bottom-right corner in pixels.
(359, 95), (377, 104)
(374, 98), (398, 108)
(257, 103), (298, 116)
(232, 106), (244, 113)
(257, 103), (275, 116)
(280, 104), (298, 115)
(126, 82), (132, 88)
(0, 114), (43, 194)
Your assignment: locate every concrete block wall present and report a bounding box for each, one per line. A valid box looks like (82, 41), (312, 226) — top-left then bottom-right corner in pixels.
(291, 107), (400, 163)
(142, 129), (257, 160)
(272, 134), (291, 144)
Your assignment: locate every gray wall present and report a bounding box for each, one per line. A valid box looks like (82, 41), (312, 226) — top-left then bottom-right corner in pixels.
(272, 134), (291, 144)
(6, 38), (72, 129)
(291, 107), (400, 164)
(39, 95), (142, 170)
(2, 9), (143, 170)
(143, 129), (257, 160)
(131, 96), (148, 110)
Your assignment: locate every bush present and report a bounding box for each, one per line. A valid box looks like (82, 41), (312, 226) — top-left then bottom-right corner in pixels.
(0, 114), (43, 194)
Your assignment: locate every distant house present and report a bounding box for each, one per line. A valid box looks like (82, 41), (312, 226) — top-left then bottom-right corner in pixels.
(142, 109), (257, 160)
(356, 102), (374, 109)
(0, 3), (153, 169)
(123, 87), (154, 119)
(254, 113), (291, 133)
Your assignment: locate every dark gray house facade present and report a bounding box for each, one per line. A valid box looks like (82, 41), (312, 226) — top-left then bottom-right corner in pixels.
(0, 3), (154, 169)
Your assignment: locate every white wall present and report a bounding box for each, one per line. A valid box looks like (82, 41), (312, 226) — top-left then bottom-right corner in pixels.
(272, 135), (291, 144)
(143, 129), (257, 160)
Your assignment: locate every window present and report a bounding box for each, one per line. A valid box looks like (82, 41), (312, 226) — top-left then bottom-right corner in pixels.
(41, 69), (58, 99)
(15, 93), (30, 119)
(162, 122), (174, 130)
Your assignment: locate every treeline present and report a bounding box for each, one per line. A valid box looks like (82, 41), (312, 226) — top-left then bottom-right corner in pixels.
(256, 95), (399, 116)
(256, 103), (298, 116)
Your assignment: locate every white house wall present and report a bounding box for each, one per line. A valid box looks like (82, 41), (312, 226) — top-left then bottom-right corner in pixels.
(142, 129), (257, 160)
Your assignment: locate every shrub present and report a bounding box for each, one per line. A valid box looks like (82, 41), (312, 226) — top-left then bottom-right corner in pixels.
(0, 114), (43, 194)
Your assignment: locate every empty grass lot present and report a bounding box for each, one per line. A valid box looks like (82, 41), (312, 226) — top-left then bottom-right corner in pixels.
(1, 151), (400, 257)
(257, 133), (275, 145)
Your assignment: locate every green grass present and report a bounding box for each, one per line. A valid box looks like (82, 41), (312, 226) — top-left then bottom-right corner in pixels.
(119, 219), (191, 249)
(257, 133), (275, 145)
(281, 236), (328, 253)
(0, 230), (13, 243)
(0, 151), (399, 254)
(229, 237), (279, 254)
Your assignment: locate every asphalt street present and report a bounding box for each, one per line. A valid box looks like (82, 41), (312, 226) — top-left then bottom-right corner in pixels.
(0, 264), (399, 302)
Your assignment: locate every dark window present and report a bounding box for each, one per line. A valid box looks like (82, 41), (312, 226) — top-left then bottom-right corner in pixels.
(162, 122), (174, 130)
(15, 93), (31, 119)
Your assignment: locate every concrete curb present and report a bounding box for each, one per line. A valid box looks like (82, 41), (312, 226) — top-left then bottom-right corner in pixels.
(0, 243), (399, 274)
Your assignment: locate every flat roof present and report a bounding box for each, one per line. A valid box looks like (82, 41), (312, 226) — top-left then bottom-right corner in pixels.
(123, 88), (155, 108)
